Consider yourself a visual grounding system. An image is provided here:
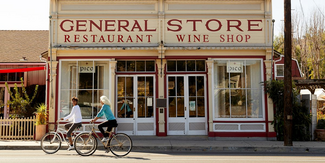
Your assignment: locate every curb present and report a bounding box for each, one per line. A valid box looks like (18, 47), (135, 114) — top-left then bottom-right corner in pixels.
(1, 145), (325, 153)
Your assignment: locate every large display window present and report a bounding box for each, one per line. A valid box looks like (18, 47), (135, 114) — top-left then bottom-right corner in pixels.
(213, 59), (264, 119)
(59, 60), (110, 120)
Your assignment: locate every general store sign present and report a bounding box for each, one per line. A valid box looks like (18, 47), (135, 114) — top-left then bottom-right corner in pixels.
(57, 19), (265, 45)
(227, 61), (243, 73)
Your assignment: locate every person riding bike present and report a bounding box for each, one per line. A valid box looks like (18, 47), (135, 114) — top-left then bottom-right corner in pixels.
(60, 97), (82, 151)
(90, 96), (117, 142)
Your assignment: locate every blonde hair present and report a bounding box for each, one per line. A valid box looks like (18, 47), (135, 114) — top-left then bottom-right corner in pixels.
(100, 96), (111, 106)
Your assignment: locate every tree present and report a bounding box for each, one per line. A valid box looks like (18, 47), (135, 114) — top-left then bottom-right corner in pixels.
(5, 78), (39, 118)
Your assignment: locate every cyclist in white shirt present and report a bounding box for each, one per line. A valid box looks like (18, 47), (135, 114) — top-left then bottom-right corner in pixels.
(60, 97), (82, 151)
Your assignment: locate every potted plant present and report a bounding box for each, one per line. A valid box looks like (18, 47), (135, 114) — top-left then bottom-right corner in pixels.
(35, 103), (47, 141)
(315, 110), (325, 141)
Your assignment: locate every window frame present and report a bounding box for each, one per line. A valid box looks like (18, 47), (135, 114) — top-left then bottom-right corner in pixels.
(59, 59), (111, 122)
(275, 64), (284, 77)
(212, 58), (265, 121)
(166, 60), (206, 72)
(116, 60), (156, 72)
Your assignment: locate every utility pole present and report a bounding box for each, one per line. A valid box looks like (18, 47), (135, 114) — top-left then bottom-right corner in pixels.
(284, 0), (293, 146)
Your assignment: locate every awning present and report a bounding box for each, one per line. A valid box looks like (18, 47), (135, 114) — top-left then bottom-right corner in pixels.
(0, 67), (45, 73)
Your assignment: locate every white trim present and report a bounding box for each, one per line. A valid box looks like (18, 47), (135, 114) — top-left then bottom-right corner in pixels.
(275, 64), (284, 77)
(211, 58), (265, 121)
(213, 123), (266, 132)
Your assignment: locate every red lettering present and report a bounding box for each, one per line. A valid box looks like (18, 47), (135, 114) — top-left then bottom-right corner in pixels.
(60, 20), (74, 32)
(167, 19), (182, 32)
(176, 35), (185, 42)
(227, 20), (243, 32)
(89, 20), (102, 32)
(136, 35), (143, 42)
(194, 35), (200, 42)
(220, 34), (225, 42)
(91, 35), (97, 42)
(107, 35), (114, 43)
(74, 35), (80, 42)
(236, 35), (243, 42)
(186, 20), (202, 31)
(188, 35), (191, 42)
(118, 35), (124, 42)
(83, 35), (88, 42)
(131, 20), (143, 32)
(203, 35), (209, 42)
(206, 19), (222, 32)
(144, 20), (156, 31)
(126, 35), (133, 42)
(146, 35), (152, 42)
(227, 35), (234, 42)
(248, 20), (263, 31)
(118, 20), (129, 32)
(64, 35), (70, 42)
(105, 20), (116, 31)
(76, 20), (87, 32)
(245, 35), (251, 42)
(99, 35), (105, 42)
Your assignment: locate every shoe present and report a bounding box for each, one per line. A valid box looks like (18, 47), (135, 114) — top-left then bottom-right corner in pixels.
(101, 137), (109, 142)
(67, 145), (74, 151)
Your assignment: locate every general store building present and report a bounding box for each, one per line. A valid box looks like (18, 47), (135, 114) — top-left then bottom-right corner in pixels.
(47, 0), (275, 139)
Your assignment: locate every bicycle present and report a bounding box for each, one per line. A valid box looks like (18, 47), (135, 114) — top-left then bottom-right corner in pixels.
(40, 121), (82, 154)
(74, 122), (132, 157)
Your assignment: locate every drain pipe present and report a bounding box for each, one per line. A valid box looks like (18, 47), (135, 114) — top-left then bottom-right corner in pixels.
(40, 55), (48, 107)
(271, 19), (275, 80)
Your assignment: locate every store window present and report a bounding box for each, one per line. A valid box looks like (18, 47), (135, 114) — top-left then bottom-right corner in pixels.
(167, 60), (205, 72)
(0, 72), (24, 81)
(214, 60), (263, 119)
(60, 60), (110, 120)
(276, 64), (284, 77)
(116, 60), (155, 72)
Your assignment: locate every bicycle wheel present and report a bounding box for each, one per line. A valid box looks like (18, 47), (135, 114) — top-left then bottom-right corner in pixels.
(74, 133), (97, 156)
(109, 133), (132, 157)
(41, 132), (62, 154)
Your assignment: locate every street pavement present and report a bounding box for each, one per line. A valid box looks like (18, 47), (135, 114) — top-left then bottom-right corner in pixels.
(0, 150), (325, 163)
(1, 136), (325, 153)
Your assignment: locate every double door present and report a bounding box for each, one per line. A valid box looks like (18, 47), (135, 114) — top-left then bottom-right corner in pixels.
(116, 75), (155, 135)
(167, 75), (207, 135)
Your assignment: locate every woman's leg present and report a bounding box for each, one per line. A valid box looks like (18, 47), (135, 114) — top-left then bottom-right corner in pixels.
(98, 121), (110, 137)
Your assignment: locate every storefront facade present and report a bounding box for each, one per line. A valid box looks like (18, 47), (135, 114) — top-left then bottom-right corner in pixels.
(48, 0), (275, 138)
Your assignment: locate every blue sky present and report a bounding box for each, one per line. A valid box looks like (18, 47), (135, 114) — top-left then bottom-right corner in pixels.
(0, 0), (324, 37)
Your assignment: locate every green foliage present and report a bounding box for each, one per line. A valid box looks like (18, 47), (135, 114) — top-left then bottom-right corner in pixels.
(5, 78), (39, 118)
(265, 80), (311, 141)
(35, 103), (47, 125)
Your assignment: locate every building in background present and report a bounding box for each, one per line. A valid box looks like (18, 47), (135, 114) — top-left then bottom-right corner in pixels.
(0, 30), (48, 118)
(47, 0), (275, 139)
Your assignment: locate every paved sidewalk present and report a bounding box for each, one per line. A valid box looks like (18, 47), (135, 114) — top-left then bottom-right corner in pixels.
(1, 136), (325, 153)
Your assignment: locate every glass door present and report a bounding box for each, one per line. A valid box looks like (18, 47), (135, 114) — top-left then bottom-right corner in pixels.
(116, 75), (155, 135)
(167, 75), (207, 135)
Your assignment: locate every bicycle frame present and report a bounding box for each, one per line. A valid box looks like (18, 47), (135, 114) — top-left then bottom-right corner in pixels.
(84, 122), (116, 148)
(50, 122), (81, 146)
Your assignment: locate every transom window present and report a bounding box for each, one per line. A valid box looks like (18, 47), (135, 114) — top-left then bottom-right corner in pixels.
(214, 60), (263, 119)
(167, 60), (205, 72)
(117, 60), (155, 72)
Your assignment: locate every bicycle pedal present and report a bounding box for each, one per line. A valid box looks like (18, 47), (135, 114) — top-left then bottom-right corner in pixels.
(105, 150), (110, 153)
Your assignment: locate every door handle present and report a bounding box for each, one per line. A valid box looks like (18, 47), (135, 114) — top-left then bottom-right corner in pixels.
(185, 107), (186, 111)
(134, 107), (135, 112)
